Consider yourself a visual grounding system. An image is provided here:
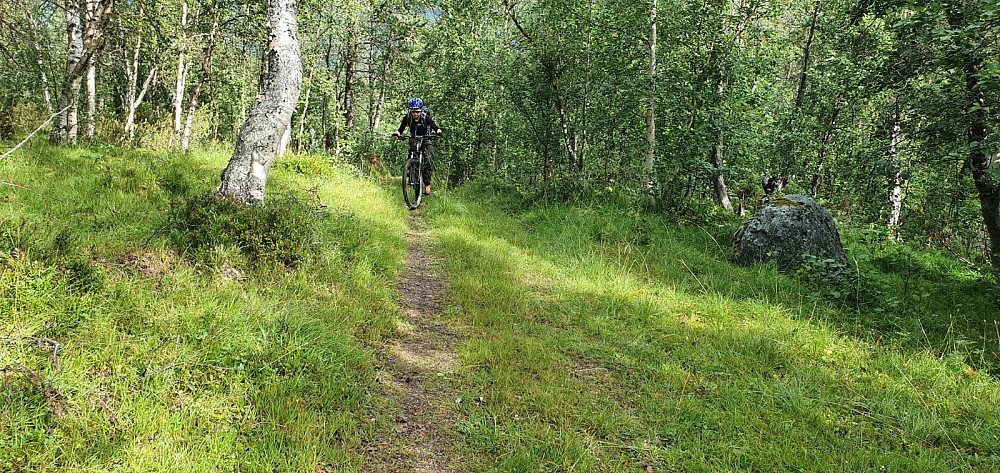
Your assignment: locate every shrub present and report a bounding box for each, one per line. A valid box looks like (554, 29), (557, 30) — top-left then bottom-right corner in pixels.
(170, 193), (322, 267)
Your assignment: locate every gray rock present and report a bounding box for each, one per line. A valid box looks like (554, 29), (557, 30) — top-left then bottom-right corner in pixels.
(731, 194), (846, 270)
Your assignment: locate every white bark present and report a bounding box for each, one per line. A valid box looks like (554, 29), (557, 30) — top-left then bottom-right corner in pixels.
(172, 1), (189, 146)
(278, 126), (292, 158)
(217, 0), (303, 205)
(123, 67), (156, 140)
(86, 58), (97, 139)
(182, 9), (218, 152)
(85, 0), (97, 140)
(296, 71), (312, 152)
(645, 0), (657, 207)
(888, 117), (905, 237)
(23, 2), (54, 113)
(50, 0), (114, 145)
(51, 0), (83, 144)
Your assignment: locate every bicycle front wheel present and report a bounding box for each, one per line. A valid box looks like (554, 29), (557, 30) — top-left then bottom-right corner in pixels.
(402, 159), (423, 209)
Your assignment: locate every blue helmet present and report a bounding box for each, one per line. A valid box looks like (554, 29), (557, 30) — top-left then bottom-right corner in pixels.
(408, 98), (424, 109)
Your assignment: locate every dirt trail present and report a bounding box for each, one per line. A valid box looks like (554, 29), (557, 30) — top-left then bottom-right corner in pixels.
(363, 215), (465, 473)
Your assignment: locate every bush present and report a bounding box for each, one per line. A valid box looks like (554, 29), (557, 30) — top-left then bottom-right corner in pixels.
(170, 193), (322, 267)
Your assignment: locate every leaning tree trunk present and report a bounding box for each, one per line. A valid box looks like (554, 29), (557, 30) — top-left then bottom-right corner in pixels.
(710, 125), (734, 213)
(217, 0), (302, 205)
(50, 0), (114, 145)
(964, 62), (1000, 278)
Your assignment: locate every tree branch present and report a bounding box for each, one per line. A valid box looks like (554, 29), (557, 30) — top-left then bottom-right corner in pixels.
(1, 104), (71, 163)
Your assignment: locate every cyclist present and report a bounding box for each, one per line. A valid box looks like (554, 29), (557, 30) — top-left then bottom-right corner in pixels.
(392, 98), (443, 195)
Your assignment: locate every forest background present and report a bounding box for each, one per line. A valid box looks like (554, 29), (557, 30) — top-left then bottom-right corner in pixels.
(2, 0), (1000, 471)
(0, 0), (997, 271)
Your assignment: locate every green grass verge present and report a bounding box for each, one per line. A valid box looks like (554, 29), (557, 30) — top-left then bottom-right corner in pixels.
(423, 182), (1000, 472)
(1, 144), (409, 471)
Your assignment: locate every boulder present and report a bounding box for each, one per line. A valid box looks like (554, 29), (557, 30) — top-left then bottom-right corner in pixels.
(731, 194), (846, 270)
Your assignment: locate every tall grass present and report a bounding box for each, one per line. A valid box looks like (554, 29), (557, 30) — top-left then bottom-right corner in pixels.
(1, 144), (409, 471)
(424, 182), (1000, 472)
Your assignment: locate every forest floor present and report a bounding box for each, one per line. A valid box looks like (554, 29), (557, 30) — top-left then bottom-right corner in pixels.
(364, 214), (466, 472)
(3, 147), (999, 472)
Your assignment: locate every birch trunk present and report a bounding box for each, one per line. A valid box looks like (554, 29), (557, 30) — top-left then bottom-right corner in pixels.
(24, 2), (54, 113)
(172, 1), (189, 147)
(182, 8), (218, 152)
(84, 0), (97, 140)
(887, 114), (905, 238)
(217, 0), (302, 205)
(123, 67), (156, 141)
(710, 125), (733, 213)
(555, 94), (578, 170)
(343, 29), (357, 132)
(645, 0), (658, 207)
(51, 0), (83, 144)
(50, 0), (114, 145)
(296, 71), (311, 153)
(86, 58), (97, 140)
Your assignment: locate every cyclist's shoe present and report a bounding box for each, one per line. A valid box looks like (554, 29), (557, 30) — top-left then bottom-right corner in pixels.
(424, 186), (431, 195)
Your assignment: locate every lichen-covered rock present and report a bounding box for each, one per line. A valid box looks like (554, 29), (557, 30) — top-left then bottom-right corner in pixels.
(730, 194), (846, 270)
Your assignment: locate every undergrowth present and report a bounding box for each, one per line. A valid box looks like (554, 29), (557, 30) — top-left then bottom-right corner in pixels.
(0, 144), (408, 472)
(424, 181), (1000, 472)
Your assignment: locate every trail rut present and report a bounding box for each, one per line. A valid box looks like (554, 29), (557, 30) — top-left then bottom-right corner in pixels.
(362, 216), (465, 473)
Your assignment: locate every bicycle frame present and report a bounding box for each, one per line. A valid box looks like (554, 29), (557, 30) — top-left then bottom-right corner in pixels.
(398, 135), (436, 209)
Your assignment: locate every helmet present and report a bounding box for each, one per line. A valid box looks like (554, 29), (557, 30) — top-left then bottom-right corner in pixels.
(408, 98), (424, 109)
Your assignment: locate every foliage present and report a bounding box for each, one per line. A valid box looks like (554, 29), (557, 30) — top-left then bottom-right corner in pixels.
(169, 193), (322, 267)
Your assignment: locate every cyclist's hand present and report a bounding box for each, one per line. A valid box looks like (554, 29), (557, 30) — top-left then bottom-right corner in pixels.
(392, 133), (400, 140)
(436, 130), (443, 138)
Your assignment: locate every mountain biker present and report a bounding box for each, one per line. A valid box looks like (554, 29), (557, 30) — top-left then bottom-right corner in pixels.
(392, 98), (443, 195)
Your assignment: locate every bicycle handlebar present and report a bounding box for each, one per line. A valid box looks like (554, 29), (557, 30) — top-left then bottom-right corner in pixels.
(393, 134), (440, 141)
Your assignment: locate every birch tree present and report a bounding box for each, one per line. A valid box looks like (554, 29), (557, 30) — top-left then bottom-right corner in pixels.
(50, 0), (114, 145)
(217, 0), (303, 205)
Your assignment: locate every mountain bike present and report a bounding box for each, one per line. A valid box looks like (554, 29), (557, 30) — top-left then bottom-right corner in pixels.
(396, 134), (438, 210)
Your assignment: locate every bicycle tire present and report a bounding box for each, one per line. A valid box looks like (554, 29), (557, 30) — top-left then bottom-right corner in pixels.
(402, 158), (423, 209)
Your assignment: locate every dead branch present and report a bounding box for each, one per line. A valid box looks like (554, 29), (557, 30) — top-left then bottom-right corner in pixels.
(1, 336), (63, 370)
(1, 363), (70, 417)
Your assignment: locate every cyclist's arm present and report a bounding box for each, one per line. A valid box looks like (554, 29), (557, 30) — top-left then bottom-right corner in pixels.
(392, 115), (408, 138)
(425, 115), (442, 136)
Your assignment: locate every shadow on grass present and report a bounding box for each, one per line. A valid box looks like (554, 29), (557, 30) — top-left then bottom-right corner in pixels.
(427, 190), (1000, 472)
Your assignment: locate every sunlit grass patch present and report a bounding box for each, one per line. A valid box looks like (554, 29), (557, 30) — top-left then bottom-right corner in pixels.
(426, 183), (1000, 472)
(1, 145), (407, 471)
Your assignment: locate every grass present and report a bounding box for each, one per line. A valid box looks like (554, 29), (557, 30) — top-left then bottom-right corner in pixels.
(3, 144), (999, 471)
(423, 182), (1000, 472)
(1, 144), (409, 471)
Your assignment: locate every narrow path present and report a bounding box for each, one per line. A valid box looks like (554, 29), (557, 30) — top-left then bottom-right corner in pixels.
(363, 215), (465, 473)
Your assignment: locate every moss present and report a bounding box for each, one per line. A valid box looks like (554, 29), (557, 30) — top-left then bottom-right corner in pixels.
(769, 196), (804, 208)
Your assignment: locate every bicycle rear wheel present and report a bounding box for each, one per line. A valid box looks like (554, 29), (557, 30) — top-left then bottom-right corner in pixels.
(402, 159), (423, 209)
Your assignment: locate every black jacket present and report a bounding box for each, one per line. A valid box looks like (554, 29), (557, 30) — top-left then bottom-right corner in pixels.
(396, 111), (439, 137)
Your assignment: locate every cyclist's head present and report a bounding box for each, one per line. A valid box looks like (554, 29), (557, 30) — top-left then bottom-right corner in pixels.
(407, 98), (424, 110)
